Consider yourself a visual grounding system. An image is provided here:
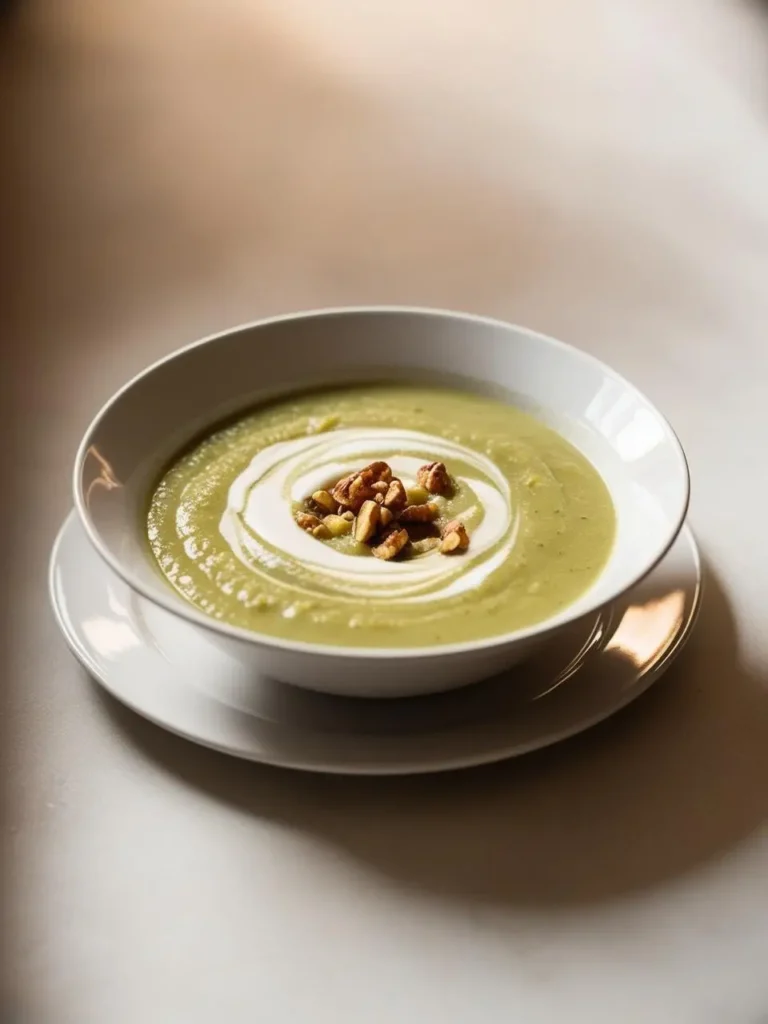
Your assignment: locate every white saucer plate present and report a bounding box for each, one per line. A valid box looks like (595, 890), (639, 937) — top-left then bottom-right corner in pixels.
(50, 513), (701, 775)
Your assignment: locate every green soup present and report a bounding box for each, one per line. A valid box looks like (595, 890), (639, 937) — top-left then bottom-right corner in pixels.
(147, 385), (615, 647)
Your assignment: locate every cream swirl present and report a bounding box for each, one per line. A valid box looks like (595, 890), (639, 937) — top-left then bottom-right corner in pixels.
(220, 429), (517, 605)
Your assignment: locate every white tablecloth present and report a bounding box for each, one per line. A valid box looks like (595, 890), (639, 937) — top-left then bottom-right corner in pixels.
(4, 1), (768, 1020)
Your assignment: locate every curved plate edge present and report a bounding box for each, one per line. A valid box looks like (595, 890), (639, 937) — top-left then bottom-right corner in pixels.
(49, 512), (702, 775)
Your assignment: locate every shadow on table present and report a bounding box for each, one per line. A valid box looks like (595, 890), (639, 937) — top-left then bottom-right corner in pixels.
(95, 558), (768, 908)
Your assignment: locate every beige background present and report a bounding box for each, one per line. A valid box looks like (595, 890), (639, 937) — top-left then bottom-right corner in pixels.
(3, 1), (768, 1021)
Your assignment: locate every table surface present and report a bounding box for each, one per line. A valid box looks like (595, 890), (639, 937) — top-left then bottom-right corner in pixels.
(3, 2), (768, 1022)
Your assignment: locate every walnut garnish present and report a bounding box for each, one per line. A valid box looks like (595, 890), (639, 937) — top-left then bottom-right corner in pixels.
(372, 527), (410, 561)
(354, 500), (381, 543)
(417, 461), (452, 495)
(398, 502), (439, 524)
(383, 479), (407, 512)
(441, 519), (470, 554)
(332, 469), (376, 512)
(300, 459), (463, 555)
(331, 473), (355, 507)
(296, 512), (324, 532)
(364, 462), (392, 484)
(337, 461), (392, 510)
(311, 489), (336, 514)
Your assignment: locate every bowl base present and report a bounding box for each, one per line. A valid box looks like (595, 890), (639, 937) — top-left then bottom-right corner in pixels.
(50, 512), (701, 775)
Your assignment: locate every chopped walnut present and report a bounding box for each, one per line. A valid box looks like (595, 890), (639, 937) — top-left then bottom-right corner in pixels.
(364, 462), (392, 484)
(331, 473), (354, 507)
(441, 519), (470, 554)
(354, 500), (381, 543)
(332, 468), (375, 511)
(334, 461), (391, 510)
(398, 502), (439, 524)
(372, 527), (410, 561)
(372, 479), (388, 505)
(383, 479), (407, 512)
(301, 458), (460, 554)
(296, 512), (324, 532)
(417, 461), (452, 495)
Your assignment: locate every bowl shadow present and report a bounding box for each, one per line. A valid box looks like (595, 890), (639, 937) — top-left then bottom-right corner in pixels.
(93, 556), (768, 908)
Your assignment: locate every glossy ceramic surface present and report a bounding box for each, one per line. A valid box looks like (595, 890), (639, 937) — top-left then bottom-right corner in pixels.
(50, 513), (701, 774)
(73, 308), (690, 696)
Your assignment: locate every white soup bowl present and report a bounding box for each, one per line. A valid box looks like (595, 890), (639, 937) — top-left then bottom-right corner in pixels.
(74, 307), (689, 698)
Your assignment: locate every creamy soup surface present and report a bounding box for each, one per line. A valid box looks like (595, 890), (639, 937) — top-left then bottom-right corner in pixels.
(147, 385), (616, 647)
